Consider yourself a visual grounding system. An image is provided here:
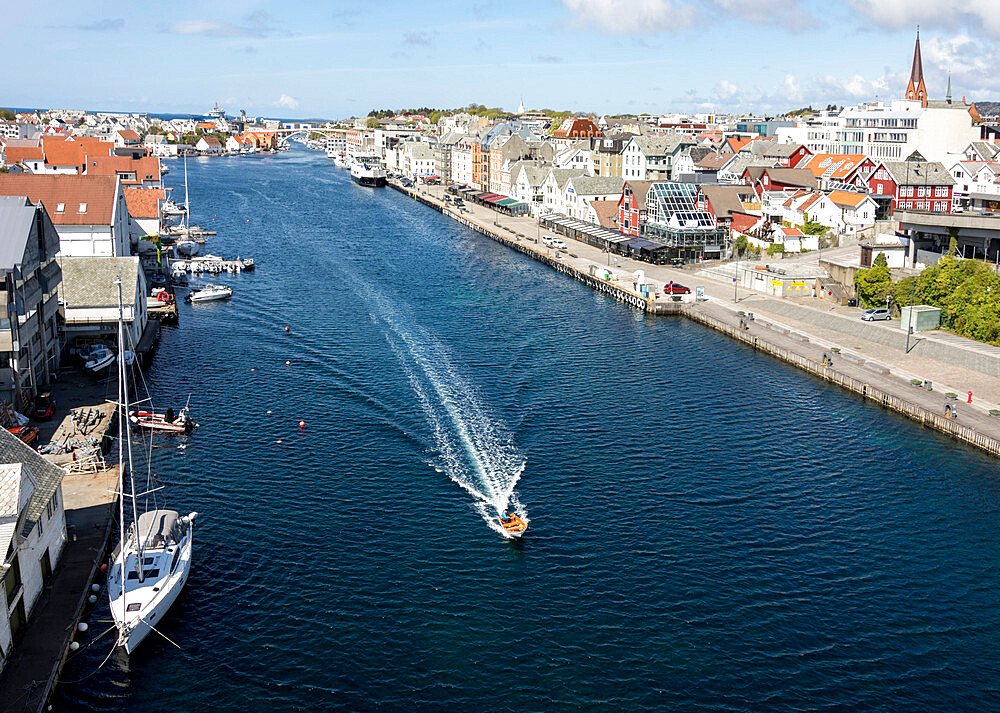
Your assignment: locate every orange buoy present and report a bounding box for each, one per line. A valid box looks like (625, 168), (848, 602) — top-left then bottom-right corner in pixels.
(251, 368), (255, 372)
(285, 360), (291, 366)
(284, 326), (290, 333)
(276, 439), (283, 444)
(299, 421), (305, 429)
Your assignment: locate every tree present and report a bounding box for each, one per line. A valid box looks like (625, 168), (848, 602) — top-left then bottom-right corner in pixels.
(365, 117), (380, 129)
(429, 110), (444, 124)
(800, 213), (828, 236)
(855, 252), (892, 307)
(0, 109), (14, 121)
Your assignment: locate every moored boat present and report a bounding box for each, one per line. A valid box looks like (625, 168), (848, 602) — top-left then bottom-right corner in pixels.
(108, 278), (197, 654)
(84, 345), (115, 372)
(130, 406), (197, 433)
(185, 284), (232, 303)
(349, 152), (387, 187)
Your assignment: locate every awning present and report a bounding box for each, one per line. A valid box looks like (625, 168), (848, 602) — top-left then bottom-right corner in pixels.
(496, 198), (518, 206)
(482, 194), (506, 203)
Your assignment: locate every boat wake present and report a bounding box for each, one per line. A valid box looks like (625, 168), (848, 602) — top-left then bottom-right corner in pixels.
(367, 293), (527, 537)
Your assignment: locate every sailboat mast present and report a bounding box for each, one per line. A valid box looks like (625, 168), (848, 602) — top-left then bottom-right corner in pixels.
(117, 279), (144, 576)
(183, 154), (190, 233)
(115, 279), (127, 623)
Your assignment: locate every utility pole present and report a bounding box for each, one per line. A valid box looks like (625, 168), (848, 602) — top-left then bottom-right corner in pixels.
(905, 273), (917, 353)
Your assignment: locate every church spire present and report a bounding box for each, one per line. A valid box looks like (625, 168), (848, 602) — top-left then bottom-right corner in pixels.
(946, 72), (952, 104)
(905, 27), (928, 107)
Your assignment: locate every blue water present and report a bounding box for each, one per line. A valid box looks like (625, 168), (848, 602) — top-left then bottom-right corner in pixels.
(56, 146), (1000, 711)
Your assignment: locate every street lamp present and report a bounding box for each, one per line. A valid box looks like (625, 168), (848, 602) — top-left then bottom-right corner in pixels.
(905, 273), (917, 353)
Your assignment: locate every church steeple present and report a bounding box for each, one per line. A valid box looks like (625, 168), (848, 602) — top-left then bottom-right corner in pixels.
(905, 27), (928, 107)
(946, 73), (952, 104)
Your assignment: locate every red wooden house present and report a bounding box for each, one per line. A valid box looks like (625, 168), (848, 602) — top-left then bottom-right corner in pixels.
(617, 180), (652, 236)
(867, 160), (955, 215)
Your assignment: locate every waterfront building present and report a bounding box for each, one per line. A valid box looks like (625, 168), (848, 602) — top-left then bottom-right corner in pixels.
(38, 137), (86, 175)
(621, 135), (696, 181)
(85, 155), (161, 189)
(488, 135), (532, 194)
(0, 174), (130, 257)
(642, 182), (730, 260)
(242, 131), (278, 151)
(195, 137), (223, 155)
(451, 138), (475, 187)
(509, 163), (548, 216)
(540, 169), (587, 214)
(57, 256), (148, 350)
(143, 134), (177, 158)
(586, 199), (619, 229)
(123, 188), (165, 246)
(561, 176), (624, 222)
(0, 196), (62, 405)
(402, 142), (436, 180)
(0, 428), (68, 673)
(617, 180), (653, 237)
(867, 158), (955, 216)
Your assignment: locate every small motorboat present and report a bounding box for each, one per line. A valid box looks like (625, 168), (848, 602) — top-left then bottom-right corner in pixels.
(498, 511), (527, 537)
(8, 425), (40, 445)
(171, 268), (189, 286)
(241, 258), (255, 271)
(175, 240), (200, 257)
(130, 406), (197, 433)
(185, 284), (232, 303)
(84, 346), (116, 372)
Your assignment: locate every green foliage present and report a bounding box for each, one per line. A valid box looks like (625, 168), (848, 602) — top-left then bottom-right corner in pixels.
(41, 117), (50, 125)
(733, 234), (761, 258)
(855, 256), (892, 307)
(365, 117), (380, 128)
(147, 124), (163, 134)
(800, 213), (828, 236)
(888, 254), (1000, 345)
(307, 132), (324, 140)
(0, 166), (8, 173)
(873, 252), (888, 268)
(766, 243), (786, 256)
(0, 109), (14, 121)
(429, 110), (444, 124)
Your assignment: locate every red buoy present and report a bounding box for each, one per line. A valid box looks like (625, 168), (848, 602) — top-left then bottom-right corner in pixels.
(299, 421), (305, 429)
(100, 563), (108, 573)
(285, 360), (291, 366)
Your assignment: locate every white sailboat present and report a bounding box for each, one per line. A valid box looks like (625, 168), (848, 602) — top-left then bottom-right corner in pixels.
(108, 279), (197, 654)
(173, 156), (201, 257)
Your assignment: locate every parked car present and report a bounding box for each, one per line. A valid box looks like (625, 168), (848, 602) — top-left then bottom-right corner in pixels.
(32, 392), (55, 421)
(541, 235), (556, 247)
(8, 425), (39, 446)
(861, 307), (891, 321)
(663, 283), (691, 294)
(453, 198), (464, 206)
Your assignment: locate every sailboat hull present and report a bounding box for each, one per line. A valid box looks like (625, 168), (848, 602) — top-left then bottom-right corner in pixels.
(110, 517), (195, 654)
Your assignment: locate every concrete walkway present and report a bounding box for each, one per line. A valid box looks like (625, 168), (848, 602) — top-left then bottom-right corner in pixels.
(406, 184), (1000, 440)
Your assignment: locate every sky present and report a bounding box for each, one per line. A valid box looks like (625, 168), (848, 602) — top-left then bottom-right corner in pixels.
(4, 0), (999, 119)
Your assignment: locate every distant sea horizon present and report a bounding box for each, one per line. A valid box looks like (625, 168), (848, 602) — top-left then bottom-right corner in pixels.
(3, 107), (340, 123)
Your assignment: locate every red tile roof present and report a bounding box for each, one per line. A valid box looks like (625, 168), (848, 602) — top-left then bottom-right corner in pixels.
(781, 227), (805, 236)
(116, 129), (140, 140)
(828, 190), (868, 208)
(726, 137), (753, 153)
(123, 187), (165, 218)
(4, 146), (44, 163)
(41, 136), (86, 170)
(801, 153), (870, 179)
(0, 174), (118, 225)
(86, 155), (160, 184)
(73, 137), (115, 158)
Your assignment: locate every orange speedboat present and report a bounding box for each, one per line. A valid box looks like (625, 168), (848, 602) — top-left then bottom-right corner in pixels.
(498, 511), (527, 537)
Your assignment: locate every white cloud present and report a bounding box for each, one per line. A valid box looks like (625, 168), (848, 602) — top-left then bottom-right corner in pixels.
(782, 74), (803, 103)
(923, 34), (1000, 95)
(560, 0), (697, 33)
(164, 11), (285, 38)
(275, 94), (300, 110)
(849, 0), (1000, 38)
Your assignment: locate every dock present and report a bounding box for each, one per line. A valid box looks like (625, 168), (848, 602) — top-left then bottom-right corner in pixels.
(0, 378), (120, 713)
(171, 256), (254, 274)
(389, 180), (1000, 461)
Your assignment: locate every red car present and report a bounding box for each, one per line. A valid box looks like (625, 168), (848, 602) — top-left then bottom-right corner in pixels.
(663, 283), (691, 294)
(8, 426), (40, 445)
(33, 392), (55, 421)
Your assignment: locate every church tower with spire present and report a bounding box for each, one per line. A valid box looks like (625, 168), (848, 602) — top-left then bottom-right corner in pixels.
(905, 28), (928, 107)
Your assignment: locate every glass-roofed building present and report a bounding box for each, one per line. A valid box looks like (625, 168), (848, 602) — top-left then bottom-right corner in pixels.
(643, 182), (730, 260)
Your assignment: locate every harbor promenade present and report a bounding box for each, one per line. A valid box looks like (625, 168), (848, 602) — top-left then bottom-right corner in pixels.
(395, 181), (1000, 455)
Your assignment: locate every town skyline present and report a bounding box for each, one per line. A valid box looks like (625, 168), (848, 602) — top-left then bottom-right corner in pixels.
(5, 0), (998, 118)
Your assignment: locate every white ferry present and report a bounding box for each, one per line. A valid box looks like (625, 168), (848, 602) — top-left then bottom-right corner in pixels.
(349, 152), (386, 187)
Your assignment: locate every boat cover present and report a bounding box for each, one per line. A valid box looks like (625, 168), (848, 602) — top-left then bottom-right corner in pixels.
(136, 509), (180, 548)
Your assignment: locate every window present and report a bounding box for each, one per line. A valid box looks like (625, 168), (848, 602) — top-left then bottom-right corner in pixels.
(127, 603), (141, 612)
(78, 203), (87, 213)
(127, 569), (160, 580)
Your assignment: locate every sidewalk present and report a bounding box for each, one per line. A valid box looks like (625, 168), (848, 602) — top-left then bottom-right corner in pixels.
(408, 183), (1000, 438)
